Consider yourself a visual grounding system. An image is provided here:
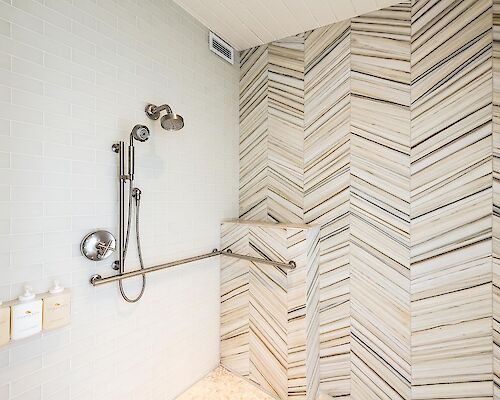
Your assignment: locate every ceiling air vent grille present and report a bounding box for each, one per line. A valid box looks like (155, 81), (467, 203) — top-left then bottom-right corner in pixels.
(209, 31), (234, 64)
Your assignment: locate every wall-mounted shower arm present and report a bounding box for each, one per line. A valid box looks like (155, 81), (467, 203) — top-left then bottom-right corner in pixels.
(89, 249), (296, 286)
(145, 104), (172, 120)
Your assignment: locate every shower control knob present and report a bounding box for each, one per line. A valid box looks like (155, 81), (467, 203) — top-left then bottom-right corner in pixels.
(81, 231), (116, 261)
(112, 143), (120, 153)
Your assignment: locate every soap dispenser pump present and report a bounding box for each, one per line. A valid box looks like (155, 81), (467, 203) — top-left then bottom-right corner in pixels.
(11, 285), (42, 340)
(43, 280), (71, 331)
(0, 300), (10, 346)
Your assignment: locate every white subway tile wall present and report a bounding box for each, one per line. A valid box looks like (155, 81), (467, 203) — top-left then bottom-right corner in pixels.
(0, 0), (240, 399)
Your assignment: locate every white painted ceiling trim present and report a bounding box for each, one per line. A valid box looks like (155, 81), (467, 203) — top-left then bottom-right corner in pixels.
(172, 0), (402, 50)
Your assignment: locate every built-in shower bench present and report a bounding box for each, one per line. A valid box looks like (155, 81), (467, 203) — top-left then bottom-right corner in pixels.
(220, 220), (320, 400)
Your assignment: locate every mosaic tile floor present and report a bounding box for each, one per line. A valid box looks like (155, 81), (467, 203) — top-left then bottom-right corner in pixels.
(177, 366), (275, 400)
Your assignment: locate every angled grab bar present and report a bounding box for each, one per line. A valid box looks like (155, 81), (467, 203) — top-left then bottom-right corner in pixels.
(220, 249), (296, 269)
(89, 248), (296, 286)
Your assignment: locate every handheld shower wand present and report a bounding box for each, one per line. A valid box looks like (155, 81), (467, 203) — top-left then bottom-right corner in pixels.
(128, 124), (150, 181)
(113, 125), (150, 303)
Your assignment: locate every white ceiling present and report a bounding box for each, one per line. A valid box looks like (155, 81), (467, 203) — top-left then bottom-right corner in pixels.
(173, 0), (402, 50)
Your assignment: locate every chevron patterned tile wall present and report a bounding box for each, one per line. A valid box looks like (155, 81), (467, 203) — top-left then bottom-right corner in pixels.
(239, 46), (269, 221)
(220, 222), (251, 376)
(410, 0), (493, 398)
(351, 3), (412, 399)
(268, 36), (306, 223)
(493, 0), (500, 398)
(220, 220), (320, 400)
(239, 36), (306, 223)
(304, 21), (352, 398)
(236, 0), (499, 399)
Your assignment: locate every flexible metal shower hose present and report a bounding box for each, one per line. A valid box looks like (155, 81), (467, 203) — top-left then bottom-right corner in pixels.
(119, 181), (146, 303)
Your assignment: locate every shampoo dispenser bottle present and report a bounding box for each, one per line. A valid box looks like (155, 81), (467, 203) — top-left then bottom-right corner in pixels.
(11, 286), (42, 340)
(42, 281), (70, 331)
(0, 301), (10, 346)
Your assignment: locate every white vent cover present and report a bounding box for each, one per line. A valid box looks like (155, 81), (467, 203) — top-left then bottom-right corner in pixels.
(209, 31), (234, 64)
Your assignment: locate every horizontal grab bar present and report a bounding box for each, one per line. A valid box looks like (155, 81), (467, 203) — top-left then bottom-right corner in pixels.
(89, 248), (296, 286)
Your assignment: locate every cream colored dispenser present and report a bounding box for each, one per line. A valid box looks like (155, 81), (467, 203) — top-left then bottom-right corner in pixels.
(10, 286), (42, 340)
(0, 301), (10, 346)
(42, 281), (71, 330)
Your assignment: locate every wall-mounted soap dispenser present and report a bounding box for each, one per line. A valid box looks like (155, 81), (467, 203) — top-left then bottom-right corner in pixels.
(42, 281), (71, 330)
(0, 301), (10, 346)
(11, 286), (42, 340)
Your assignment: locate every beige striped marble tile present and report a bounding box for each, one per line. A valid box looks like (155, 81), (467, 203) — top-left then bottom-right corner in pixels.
(304, 21), (351, 399)
(351, 3), (412, 399)
(239, 36), (305, 224)
(410, 0), (493, 399)
(220, 222), (251, 376)
(286, 227), (320, 399)
(240, 46), (269, 221)
(220, 221), (320, 400)
(248, 225), (289, 399)
(268, 36), (306, 223)
(236, 1), (499, 398)
(494, 1), (500, 399)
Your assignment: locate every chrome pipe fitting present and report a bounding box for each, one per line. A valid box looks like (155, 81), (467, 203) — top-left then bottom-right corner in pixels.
(145, 103), (172, 120)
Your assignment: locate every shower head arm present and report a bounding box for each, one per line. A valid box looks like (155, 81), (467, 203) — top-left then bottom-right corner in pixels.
(153, 104), (172, 114)
(145, 103), (172, 120)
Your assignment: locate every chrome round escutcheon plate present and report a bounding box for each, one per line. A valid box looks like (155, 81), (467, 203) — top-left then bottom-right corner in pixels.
(81, 230), (116, 261)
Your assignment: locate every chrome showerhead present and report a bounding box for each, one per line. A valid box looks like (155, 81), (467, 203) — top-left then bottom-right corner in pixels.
(161, 113), (184, 131)
(131, 125), (150, 142)
(145, 103), (184, 131)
